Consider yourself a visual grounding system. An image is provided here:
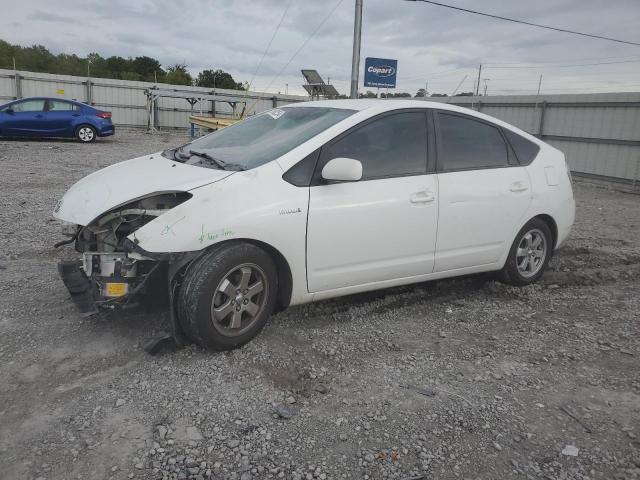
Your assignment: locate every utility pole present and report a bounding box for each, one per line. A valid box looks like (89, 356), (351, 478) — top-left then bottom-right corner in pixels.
(425, 81), (428, 97)
(475, 63), (482, 96)
(537, 75), (543, 95)
(350, 0), (363, 99)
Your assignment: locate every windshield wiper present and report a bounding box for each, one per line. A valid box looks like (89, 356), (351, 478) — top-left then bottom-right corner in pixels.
(188, 150), (227, 170)
(189, 150), (246, 171)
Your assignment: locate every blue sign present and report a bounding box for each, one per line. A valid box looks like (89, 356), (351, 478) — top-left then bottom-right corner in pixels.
(364, 57), (398, 88)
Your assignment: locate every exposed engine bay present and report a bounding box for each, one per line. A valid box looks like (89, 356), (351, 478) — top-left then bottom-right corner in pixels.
(59, 192), (191, 310)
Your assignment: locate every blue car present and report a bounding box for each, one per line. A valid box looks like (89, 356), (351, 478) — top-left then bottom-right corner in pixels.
(0, 97), (114, 142)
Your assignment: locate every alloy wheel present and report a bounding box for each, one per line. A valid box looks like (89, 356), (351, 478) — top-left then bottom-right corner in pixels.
(210, 263), (268, 336)
(78, 127), (94, 142)
(516, 228), (547, 278)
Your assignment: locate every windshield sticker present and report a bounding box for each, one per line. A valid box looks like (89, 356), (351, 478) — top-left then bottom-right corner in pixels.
(267, 108), (286, 120)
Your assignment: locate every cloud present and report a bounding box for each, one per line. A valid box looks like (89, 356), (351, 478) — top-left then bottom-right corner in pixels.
(2, 0), (639, 96)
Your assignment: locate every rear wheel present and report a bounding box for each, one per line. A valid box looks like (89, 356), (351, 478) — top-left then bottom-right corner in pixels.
(75, 125), (96, 143)
(498, 218), (552, 286)
(177, 243), (278, 350)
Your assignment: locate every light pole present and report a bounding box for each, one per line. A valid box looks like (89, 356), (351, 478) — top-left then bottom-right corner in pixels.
(483, 78), (490, 96)
(350, 0), (363, 99)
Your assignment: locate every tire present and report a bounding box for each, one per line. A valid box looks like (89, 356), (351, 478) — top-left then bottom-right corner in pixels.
(75, 125), (96, 143)
(498, 218), (553, 286)
(177, 242), (278, 351)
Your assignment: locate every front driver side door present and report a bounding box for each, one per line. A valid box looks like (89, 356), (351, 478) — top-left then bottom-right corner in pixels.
(2, 99), (48, 135)
(306, 110), (438, 292)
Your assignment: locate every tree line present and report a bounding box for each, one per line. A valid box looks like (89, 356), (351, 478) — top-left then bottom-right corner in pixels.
(0, 39), (246, 90)
(358, 89), (474, 98)
(0, 39), (476, 97)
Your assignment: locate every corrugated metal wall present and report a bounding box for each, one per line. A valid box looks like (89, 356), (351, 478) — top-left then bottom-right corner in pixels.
(428, 93), (640, 183)
(0, 69), (306, 129)
(1, 69), (639, 182)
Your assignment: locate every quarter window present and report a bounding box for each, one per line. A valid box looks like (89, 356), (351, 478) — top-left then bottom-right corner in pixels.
(10, 100), (46, 112)
(503, 129), (540, 165)
(323, 112), (428, 179)
(49, 100), (79, 111)
(437, 113), (509, 171)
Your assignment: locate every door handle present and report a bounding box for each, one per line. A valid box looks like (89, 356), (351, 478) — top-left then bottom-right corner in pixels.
(35, 114), (44, 118)
(510, 182), (528, 192)
(410, 189), (435, 203)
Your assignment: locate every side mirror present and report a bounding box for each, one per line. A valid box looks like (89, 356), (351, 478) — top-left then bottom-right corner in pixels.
(321, 157), (362, 182)
(4, 108), (14, 115)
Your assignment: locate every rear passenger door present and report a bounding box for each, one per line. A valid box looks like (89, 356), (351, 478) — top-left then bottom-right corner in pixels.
(45, 100), (81, 136)
(434, 111), (532, 272)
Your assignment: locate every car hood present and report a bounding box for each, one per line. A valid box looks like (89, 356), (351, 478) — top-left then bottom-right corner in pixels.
(53, 152), (233, 225)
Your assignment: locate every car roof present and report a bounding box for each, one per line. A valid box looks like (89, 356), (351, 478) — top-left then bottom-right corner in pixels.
(284, 98), (472, 114)
(4, 97), (87, 105)
(282, 98), (546, 147)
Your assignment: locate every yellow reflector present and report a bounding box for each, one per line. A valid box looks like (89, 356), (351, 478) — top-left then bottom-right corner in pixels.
(105, 282), (128, 297)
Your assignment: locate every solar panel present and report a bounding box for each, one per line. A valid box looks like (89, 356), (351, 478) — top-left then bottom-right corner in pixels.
(301, 69), (324, 85)
(301, 70), (341, 98)
(323, 84), (339, 96)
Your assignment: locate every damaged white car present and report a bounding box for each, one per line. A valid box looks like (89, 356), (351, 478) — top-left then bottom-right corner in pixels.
(54, 100), (575, 351)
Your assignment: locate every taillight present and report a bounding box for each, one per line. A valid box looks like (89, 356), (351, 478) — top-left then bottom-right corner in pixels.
(96, 112), (112, 119)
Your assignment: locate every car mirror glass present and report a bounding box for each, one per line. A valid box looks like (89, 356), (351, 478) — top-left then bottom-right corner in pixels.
(5, 108), (14, 114)
(321, 157), (363, 182)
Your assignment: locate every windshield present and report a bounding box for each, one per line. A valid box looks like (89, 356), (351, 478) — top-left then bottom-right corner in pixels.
(182, 106), (355, 170)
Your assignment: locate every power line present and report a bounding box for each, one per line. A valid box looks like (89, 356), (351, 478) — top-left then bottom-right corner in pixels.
(485, 59), (640, 69)
(247, 0), (294, 91)
(404, 0), (640, 46)
(260, 0), (345, 95)
(485, 55), (640, 66)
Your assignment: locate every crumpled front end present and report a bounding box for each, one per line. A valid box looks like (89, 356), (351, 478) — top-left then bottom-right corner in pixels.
(56, 192), (192, 314)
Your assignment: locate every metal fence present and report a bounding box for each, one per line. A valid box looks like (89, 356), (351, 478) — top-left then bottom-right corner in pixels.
(1, 69), (639, 183)
(0, 69), (306, 129)
(428, 93), (640, 184)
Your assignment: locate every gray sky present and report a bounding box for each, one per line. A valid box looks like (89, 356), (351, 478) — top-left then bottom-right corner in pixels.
(2, 0), (640, 96)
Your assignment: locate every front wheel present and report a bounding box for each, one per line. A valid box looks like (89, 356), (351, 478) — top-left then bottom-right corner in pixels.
(177, 243), (278, 351)
(75, 125), (96, 143)
(498, 218), (553, 286)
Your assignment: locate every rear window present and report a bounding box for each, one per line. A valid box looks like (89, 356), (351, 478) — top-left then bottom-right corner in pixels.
(503, 129), (540, 165)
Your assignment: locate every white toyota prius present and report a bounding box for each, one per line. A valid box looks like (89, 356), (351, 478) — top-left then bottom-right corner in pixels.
(54, 100), (575, 351)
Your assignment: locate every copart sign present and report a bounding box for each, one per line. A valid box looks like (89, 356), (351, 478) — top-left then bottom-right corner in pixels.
(363, 57), (398, 88)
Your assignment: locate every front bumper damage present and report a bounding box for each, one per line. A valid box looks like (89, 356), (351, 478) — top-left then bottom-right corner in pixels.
(58, 239), (199, 353)
(58, 260), (99, 316)
(58, 246), (160, 315)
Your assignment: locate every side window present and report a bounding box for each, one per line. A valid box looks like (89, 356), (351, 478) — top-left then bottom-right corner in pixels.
(503, 129), (540, 165)
(322, 111), (428, 180)
(437, 112), (509, 171)
(10, 100), (46, 112)
(49, 100), (79, 112)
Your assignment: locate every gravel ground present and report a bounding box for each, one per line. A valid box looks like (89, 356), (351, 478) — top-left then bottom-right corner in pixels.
(0, 130), (639, 480)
